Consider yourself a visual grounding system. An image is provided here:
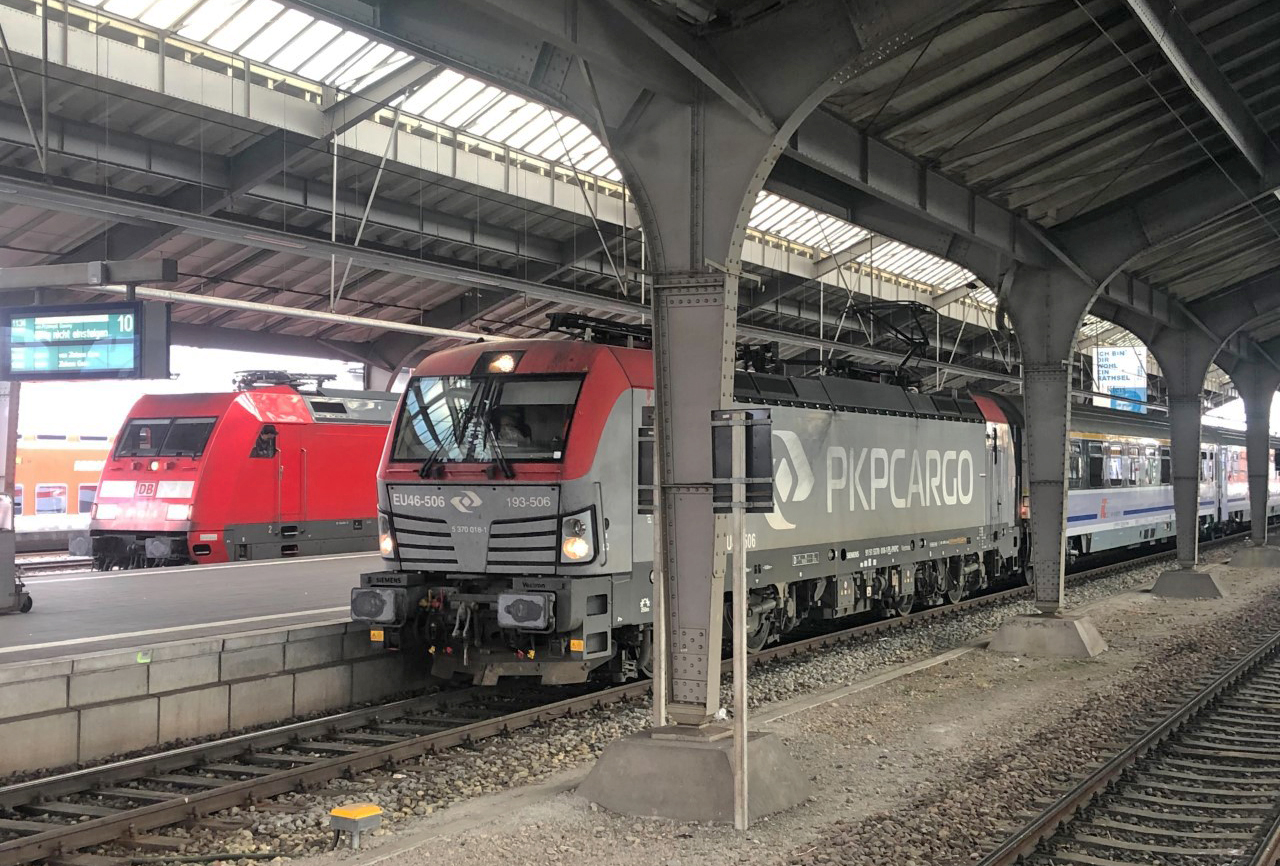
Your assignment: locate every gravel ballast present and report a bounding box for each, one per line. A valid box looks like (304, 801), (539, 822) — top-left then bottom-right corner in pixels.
(79, 543), (1278, 866)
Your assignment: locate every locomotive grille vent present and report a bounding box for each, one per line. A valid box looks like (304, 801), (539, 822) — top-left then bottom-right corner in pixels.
(387, 511), (457, 568)
(487, 516), (559, 575)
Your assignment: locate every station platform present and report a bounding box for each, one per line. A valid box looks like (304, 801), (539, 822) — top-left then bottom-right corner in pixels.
(1, 552), (379, 663)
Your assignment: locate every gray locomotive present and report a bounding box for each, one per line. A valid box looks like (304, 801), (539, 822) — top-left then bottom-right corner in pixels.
(350, 335), (1026, 685)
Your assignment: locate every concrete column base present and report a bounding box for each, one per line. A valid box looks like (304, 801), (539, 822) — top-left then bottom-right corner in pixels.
(1230, 546), (1280, 569)
(1152, 569), (1225, 599)
(987, 614), (1107, 658)
(576, 725), (811, 823)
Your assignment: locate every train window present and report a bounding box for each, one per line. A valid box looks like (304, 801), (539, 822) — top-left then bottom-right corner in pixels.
(35, 483), (67, 514)
(160, 418), (217, 457)
(1145, 447), (1159, 485)
(12, 484), (21, 515)
(394, 375), (583, 463)
(1127, 445), (1141, 485)
(250, 424), (279, 459)
(77, 484), (96, 514)
(116, 418), (169, 457)
(1161, 447), (1171, 484)
(1200, 450), (1213, 482)
(489, 378), (583, 459)
(1087, 442), (1104, 488)
(1068, 441), (1085, 489)
(1274, 448), (1280, 473)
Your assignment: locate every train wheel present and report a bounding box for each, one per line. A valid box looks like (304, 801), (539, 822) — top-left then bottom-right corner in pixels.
(746, 617), (773, 652)
(944, 572), (965, 605)
(892, 593), (915, 617)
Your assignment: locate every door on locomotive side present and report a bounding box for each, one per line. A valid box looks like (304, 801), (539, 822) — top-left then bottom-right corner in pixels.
(275, 427), (305, 525)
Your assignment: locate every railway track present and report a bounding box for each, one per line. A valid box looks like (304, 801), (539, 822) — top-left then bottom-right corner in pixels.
(0, 537), (1242, 866)
(977, 620), (1280, 866)
(14, 555), (92, 576)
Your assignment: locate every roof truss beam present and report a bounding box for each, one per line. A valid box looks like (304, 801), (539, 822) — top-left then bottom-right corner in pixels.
(1122, 0), (1279, 180)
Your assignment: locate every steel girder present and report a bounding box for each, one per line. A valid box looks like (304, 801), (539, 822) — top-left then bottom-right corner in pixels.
(1122, 0), (1280, 181)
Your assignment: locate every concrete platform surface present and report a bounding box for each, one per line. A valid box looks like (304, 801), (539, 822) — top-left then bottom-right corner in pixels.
(577, 727), (811, 823)
(988, 613), (1107, 658)
(1230, 545), (1280, 569)
(1151, 569), (1225, 599)
(0, 552), (379, 662)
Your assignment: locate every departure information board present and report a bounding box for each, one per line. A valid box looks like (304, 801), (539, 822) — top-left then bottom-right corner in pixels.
(2, 302), (145, 380)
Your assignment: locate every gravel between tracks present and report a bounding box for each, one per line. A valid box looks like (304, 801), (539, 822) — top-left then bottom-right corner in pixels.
(89, 544), (1271, 866)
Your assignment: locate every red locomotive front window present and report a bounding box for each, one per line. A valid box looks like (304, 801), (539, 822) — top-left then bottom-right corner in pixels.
(116, 417), (217, 458)
(393, 375), (581, 466)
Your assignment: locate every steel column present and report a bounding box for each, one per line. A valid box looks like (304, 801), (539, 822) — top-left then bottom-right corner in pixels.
(1234, 365), (1280, 545)
(1167, 394), (1203, 569)
(1146, 328), (1219, 572)
(1001, 267), (1096, 613)
(614, 90), (776, 726)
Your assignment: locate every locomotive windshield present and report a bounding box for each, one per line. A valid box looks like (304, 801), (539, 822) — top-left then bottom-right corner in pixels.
(392, 375), (582, 464)
(115, 417), (218, 458)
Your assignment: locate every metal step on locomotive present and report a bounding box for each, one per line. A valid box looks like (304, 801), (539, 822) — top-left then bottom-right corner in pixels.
(350, 317), (1280, 685)
(89, 371), (396, 570)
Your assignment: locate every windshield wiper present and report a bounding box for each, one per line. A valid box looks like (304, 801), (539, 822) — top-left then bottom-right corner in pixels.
(483, 415), (515, 479)
(419, 387), (482, 478)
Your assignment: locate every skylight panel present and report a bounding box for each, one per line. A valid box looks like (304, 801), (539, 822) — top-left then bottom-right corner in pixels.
(298, 30), (368, 81)
(448, 86), (506, 130)
(104, 0), (157, 20)
(208, 0), (282, 53)
(269, 18), (341, 72)
(241, 8), (312, 62)
(501, 111), (557, 151)
(345, 50), (412, 93)
(400, 69), (464, 115)
(137, 0), (204, 29)
(177, 0), (245, 42)
(468, 95), (531, 139)
(423, 77), (485, 123)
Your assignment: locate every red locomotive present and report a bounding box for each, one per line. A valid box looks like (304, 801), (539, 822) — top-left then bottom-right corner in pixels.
(91, 372), (396, 569)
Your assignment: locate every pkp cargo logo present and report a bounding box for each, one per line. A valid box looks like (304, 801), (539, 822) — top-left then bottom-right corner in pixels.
(766, 430), (813, 531)
(451, 490), (482, 513)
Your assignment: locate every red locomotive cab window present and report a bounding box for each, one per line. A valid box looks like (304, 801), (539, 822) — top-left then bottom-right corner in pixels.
(116, 417), (217, 458)
(250, 424), (279, 458)
(35, 483), (68, 514)
(78, 484), (97, 514)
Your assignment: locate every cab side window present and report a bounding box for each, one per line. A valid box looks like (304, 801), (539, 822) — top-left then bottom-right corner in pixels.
(250, 424), (279, 458)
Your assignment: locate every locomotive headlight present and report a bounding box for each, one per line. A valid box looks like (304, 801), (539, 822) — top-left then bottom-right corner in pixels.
(94, 503), (119, 520)
(488, 353), (516, 374)
(562, 536), (591, 560)
(150, 461), (161, 471)
(166, 503), (192, 521)
(378, 513), (396, 559)
(559, 509), (596, 563)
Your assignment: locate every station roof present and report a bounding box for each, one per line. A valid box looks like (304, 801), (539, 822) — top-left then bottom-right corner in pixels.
(0, 0), (1269, 399)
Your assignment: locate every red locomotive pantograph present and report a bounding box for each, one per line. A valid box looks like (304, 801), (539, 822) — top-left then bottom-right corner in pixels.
(90, 371), (396, 570)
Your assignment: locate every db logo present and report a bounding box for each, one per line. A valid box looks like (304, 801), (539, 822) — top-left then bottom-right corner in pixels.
(451, 490), (482, 513)
(137, 482), (157, 497)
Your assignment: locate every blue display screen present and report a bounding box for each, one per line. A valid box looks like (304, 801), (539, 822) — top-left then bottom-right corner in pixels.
(2, 302), (143, 380)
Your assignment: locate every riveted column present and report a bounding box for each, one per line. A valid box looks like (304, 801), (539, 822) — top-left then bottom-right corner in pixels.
(1147, 329), (1223, 597)
(1167, 392), (1204, 570)
(998, 267), (1094, 615)
(988, 267), (1107, 657)
(611, 92), (779, 725)
(1229, 363), (1280, 569)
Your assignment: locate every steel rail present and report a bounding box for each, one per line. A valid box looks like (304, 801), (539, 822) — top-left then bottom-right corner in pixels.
(975, 622), (1280, 866)
(0, 534), (1242, 866)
